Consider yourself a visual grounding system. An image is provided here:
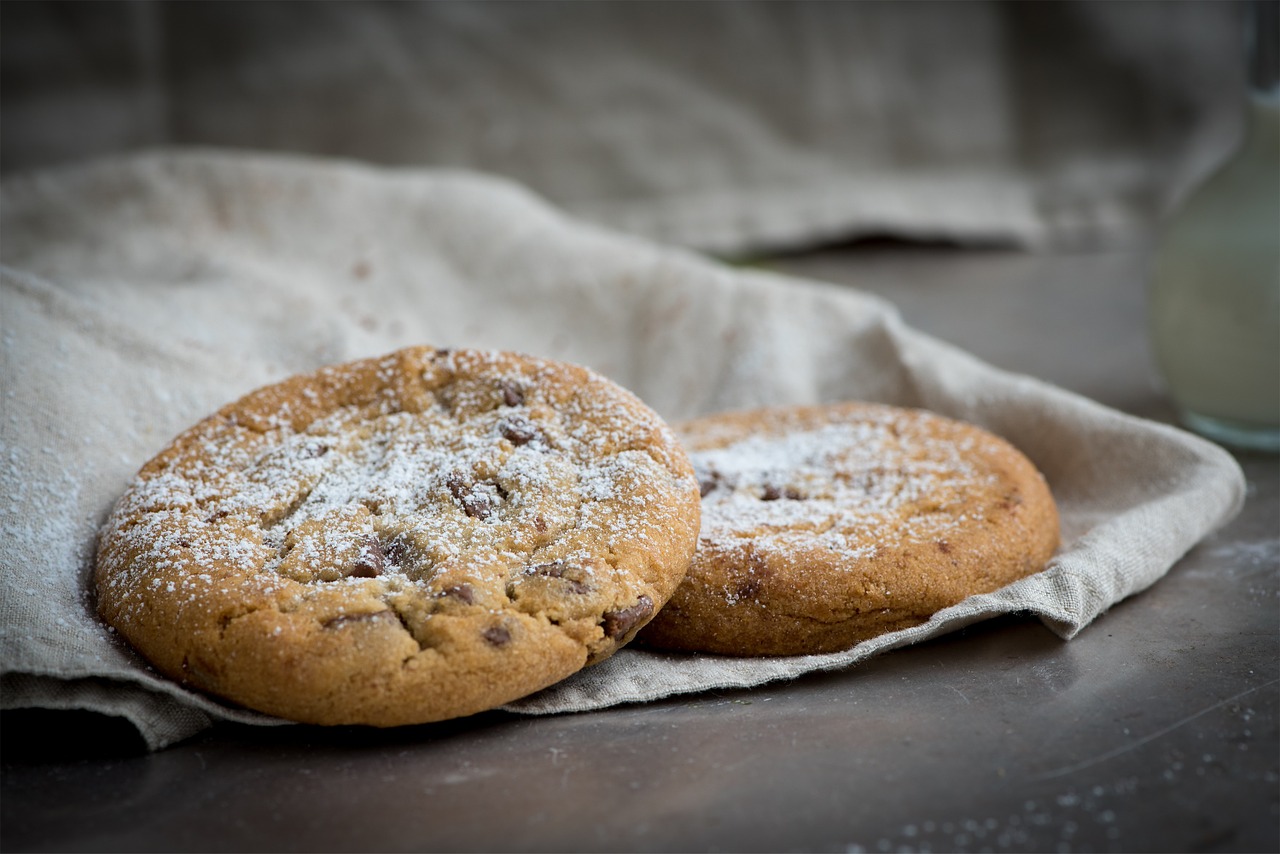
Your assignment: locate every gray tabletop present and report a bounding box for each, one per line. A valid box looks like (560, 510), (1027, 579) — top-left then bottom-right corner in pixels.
(3, 243), (1276, 853)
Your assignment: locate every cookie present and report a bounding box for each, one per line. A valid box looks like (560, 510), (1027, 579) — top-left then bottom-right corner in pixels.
(638, 402), (1059, 656)
(94, 347), (701, 726)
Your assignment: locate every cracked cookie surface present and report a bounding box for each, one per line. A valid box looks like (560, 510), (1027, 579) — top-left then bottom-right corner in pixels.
(94, 347), (701, 725)
(638, 402), (1059, 656)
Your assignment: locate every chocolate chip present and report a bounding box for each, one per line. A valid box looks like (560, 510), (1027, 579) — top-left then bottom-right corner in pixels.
(533, 515), (548, 533)
(784, 487), (803, 500)
(761, 484), (783, 501)
(447, 472), (469, 501)
(936, 540), (953, 555)
(529, 561), (590, 593)
(531, 561), (569, 578)
(348, 536), (384, 577)
(499, 417), (539, 446)
(463, 494), (491, 519)
(383, 535), (411, 567)
(300, 442), (330, 459)
(482, 625), (512, 646)
(698, 473), (720, 498)
(447, 472), (493, 519)
(440, 583), (476, 605)
(499, 379), (524, 407)
(601, 595), (654, 639)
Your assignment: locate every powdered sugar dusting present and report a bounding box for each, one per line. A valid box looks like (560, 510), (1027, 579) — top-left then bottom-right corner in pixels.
(689, 411), (995, 562)
(97, 349), (699, 625)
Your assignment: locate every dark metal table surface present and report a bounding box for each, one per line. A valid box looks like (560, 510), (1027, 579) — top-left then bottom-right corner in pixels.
(3, 244), (1277, 853)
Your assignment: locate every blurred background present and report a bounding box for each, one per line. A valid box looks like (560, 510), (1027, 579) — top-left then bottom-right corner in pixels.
(1, 0), (1248, 258)
(5, 0), (1276, 443)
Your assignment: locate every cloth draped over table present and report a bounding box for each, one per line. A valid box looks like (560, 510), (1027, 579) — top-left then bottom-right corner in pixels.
(0, 152), (1244, 749)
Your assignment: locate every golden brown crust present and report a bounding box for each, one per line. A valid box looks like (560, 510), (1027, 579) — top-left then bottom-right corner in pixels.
(95, 347), (701, 725)
(638, 402), (1060, 656)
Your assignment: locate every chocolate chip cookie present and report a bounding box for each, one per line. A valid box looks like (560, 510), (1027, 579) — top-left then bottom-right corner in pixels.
(95, 347), (701, 725)
(638, 402), (1059, 656)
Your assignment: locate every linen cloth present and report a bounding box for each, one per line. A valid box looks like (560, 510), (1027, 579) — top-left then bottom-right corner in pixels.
(1, 1), (1246, 256)
(0, 151), (1245, 750)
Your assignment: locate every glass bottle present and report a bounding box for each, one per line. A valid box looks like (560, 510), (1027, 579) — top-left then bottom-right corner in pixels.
(1149, 1), (1279, 452)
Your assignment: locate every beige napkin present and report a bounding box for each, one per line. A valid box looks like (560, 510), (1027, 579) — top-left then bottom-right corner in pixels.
(0, 151), (1245, 749)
